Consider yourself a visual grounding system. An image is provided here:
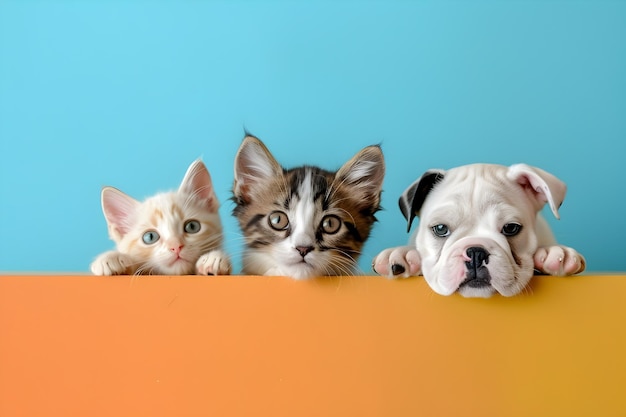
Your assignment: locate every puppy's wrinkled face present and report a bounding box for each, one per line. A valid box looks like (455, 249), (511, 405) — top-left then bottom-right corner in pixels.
(415, 165), (539, 297)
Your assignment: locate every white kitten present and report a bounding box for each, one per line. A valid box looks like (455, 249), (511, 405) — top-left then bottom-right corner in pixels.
(90, 160), (231, 276)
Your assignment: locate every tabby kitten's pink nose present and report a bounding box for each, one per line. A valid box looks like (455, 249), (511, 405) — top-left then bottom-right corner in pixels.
(170, 245), (184, 255)
(296, 246), (314, 257)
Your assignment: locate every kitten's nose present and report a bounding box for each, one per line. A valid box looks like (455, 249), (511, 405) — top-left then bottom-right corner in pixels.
(170, 245), (184, 255)
(296, 246), (314, 257)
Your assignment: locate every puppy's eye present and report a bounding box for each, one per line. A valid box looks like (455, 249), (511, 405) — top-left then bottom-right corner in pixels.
(432, 224), (450, 237)
(184, 220), (201, 234)
(142, 230), (160, 245)
(268, 211), (290, 230)
(502, 223), (522, 237)
(320, 215), (342, 234)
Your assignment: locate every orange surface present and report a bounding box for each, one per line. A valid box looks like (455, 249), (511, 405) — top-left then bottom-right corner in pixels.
(1, 274), (625, 417)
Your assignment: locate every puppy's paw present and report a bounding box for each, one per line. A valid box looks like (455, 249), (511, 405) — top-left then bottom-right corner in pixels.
(196, 250), (232, 275)
(533, 245), (586, 276)
(90, 251), (135, 276)
(372, 246), (422, 278)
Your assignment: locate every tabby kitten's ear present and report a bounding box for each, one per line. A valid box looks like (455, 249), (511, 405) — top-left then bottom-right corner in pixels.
(334, 145), (385, 208)
(179, 159), (219, 212)
(101, 187), (140, 243)
(233, 135), (283, 204)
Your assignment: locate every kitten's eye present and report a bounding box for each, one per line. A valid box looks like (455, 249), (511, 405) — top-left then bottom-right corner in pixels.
(321, 215), (342, 234)
(184, 220), (201, 234)
(268, 211), (290, 230)
(142, 230), (160, 245)
(502, 223), (523, 237)
(432, 224), (450, 237)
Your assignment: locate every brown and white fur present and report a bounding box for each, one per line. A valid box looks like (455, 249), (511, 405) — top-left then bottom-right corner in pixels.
(232, 135), (385, 279)
(372, 163), (585, 297)
(90, 159), (231, 276)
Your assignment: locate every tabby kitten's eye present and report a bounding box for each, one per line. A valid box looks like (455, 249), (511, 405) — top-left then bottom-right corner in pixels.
(268, 211), (290, 230)
(142, 230), (160, 245)
(321, 215), (342, 234)
(184, 220), (201, 234)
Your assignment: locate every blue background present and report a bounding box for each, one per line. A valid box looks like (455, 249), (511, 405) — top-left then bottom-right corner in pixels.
(1, 0), (624, 273)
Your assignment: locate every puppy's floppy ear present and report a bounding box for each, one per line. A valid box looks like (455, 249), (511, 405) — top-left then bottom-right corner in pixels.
(507, 164), (567, 219)
(399, 169), (445, 232)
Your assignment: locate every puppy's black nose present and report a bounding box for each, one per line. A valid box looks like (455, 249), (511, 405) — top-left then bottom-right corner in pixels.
(466, 246), (489, 270)
(461, 247), (491, 289)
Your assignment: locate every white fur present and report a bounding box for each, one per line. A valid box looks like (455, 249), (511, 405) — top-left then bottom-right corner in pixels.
(373, 164), (585, 297)
(91, 160), (231, 276)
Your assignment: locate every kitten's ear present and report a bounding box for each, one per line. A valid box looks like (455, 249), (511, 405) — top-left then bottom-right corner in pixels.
(335, 145), (385, 207)
(101, 187), (139, 242)
(179, 159), (219, 211)
(233, 135), (283, 204)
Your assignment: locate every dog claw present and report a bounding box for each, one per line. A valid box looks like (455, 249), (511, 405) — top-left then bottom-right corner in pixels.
(391, 264), (406, 275)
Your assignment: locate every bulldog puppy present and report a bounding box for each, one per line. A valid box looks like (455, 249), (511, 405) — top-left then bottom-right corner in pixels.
(372, 164), (585, 297)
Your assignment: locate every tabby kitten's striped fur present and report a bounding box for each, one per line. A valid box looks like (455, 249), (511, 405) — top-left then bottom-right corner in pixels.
(91, 160), (231, 276)
(232, 135), (385, 279)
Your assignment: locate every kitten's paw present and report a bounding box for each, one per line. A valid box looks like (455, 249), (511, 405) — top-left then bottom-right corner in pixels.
(533, 245), (586, 276)
(196, 250), (232, 275)
(90, 251), (135, 276)
(372, 246), (422, 278)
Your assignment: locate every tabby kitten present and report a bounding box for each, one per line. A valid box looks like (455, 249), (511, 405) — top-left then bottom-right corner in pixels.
(232, 135), (385, 279)
(90, 159), (231, 276)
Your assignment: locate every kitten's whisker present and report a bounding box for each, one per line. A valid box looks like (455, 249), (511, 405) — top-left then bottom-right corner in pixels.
(324, 257), (356, 277)
(334, 206), (358, 226)
(333, 246), (361, 260)
(134, 264), (153, 276)
(327, 173), (353, 200)
(197, 234), (224, 252)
